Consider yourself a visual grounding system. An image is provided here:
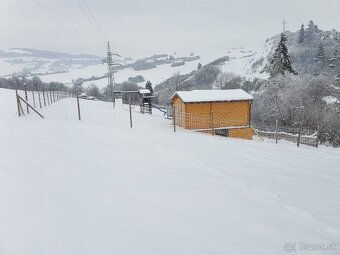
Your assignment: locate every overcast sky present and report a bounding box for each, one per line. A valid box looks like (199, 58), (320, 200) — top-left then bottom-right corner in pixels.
(0, 0), (339, 57)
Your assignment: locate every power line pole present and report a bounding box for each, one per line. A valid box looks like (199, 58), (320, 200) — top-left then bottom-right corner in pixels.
(282, 19), (287, 33)
(102, 42), (122, 108)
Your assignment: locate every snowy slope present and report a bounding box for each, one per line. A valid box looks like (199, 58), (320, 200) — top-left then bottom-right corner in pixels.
(82, 60), (205, 89)
(0, 48), (101, 79)
(0, 87), (339, 255)
(1, 44), (274, 91)
(220, 44), (273, 79)
(45, 46), (274, 89)
(51, 47), (274, 90)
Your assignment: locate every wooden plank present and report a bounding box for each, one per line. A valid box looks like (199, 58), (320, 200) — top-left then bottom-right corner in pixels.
(129, 97), (133, 128)
(17, 95), (44, 119)
(275, 119), (278, 144)
(14, 78), (21, 117)
(76, 90), (81, 121)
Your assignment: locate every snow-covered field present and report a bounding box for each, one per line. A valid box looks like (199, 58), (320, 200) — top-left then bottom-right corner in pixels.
(52, 47), (273, 89)
(0, 87), (339, 255)
(0, 58), (30, 76)
(1, 45), (273, 90)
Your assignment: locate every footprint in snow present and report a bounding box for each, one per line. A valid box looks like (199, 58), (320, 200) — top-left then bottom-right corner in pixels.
(282, 204), (314, 220)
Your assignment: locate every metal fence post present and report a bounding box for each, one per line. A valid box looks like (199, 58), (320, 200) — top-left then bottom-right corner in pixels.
(129, 97), (133, 128)
(76, 90), (81, 121)
(24, 82), (30, 114)
(316, 124), (320, 148)
(275, 119), (278, 144)
(297, 124), (302, 147)
(173, 105), (176, 133)
(210, 110), (215, 136)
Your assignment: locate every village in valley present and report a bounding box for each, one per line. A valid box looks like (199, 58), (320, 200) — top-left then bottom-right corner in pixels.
(0, 0), (340, 254)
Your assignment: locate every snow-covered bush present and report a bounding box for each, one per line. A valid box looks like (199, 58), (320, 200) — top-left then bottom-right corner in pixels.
(252, 74), (340, 146)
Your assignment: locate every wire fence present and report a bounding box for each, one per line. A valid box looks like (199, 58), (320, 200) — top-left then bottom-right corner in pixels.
(252, 122), (319, 147)
(15, 88), (170, 130)
(14, 87), (319, 147)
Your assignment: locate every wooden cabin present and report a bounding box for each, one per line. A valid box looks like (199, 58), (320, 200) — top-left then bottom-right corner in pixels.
(170, 89), (253, 139)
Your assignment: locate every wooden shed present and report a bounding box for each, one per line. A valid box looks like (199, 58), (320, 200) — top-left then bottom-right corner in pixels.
(170, 89), (253, 140)
(138, 89), (154, 114)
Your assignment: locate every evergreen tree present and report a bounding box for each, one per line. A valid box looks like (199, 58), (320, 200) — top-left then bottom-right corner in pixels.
(268, 33), (297, 78)
(298, 24), (305, 44)
(145, 81), (153, 94)
(197, 62), (202, 70)
(329, 46), (340, 85)
(315, 42), (325, 62)
(306, 20), (315, 41)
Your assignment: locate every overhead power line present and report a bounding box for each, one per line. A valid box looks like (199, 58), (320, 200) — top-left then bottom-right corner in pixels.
(32, 0), (96, 54)
(80, 0), (108, 42)
(75, 0), (150, 56)
(75, 0), (107, 46)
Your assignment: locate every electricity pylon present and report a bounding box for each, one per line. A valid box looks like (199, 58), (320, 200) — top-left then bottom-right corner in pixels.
(282, 19), (287, 33)
(102, 42), (122, 107)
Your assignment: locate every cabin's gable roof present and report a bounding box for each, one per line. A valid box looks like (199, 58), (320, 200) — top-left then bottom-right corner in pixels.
(171, 89), (253, 103)
(139, 89), (151, 94)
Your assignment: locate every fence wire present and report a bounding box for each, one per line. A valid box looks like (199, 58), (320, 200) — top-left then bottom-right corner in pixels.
(16, 89), (169, 130)
(15, 88), (319, 147)
(252, 122), (318, 147)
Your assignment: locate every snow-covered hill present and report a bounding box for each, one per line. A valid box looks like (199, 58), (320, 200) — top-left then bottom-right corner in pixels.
(1, 22), (339, 90)
(0, 45), (274, 90)
(0, 87), (339, 255)
(0, 48), (102, 80)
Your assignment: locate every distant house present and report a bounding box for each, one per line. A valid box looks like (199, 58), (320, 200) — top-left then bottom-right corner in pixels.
(80, 93), (87, 99)
(170, 89), (253, 139)
(138, 89), (154, 114)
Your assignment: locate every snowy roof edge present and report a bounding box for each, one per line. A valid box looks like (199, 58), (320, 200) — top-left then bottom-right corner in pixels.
(170, 89), (253, 103)
(139, 89), (151, 94)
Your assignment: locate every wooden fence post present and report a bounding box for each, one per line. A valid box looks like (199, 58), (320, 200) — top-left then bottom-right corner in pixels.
(14, 79), (21, 117)
(18, 99), (25, 116)
(24, 82), (30, 114)
(173, 105), (176, 133)
(210, 110), (215, 136)
(275, 119), (278, 144)
(17, 95), (44, 119)
(129, 97), (133, 128)
(316, 124), (320, 148)
(42, 87), (46, 107)
(76, 90), (81, 121)
(32, 90), (36, 108)
(297, 124), (302, 147)
(37, 87), (42, 108)
(46, 91), (50, 105)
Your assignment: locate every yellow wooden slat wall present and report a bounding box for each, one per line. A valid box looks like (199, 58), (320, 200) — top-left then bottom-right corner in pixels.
(172, 95), (252, 140)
